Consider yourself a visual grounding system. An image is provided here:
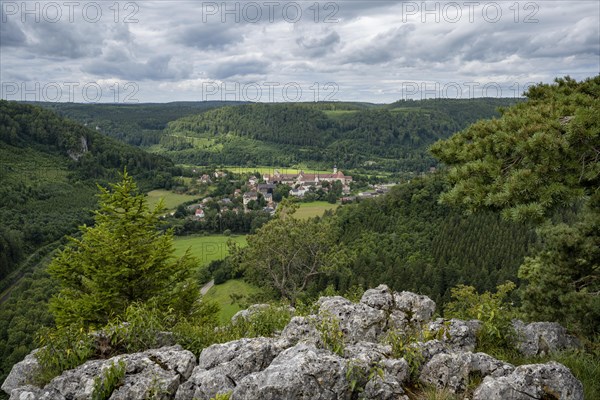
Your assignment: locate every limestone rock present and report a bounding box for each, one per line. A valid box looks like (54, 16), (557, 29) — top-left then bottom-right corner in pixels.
(426, 318), (481, 352)
(1, 350), (41, 395)
(513, 320), (581, 356)
(392, 291), (436, 326)
(232, 343), (351, 400)
(360, 284), (396, 311)
(420, 351), (514, 393)
(176, 337), (286, 400)
(280, 316), (321, 346)
(7, 346), (195, 400)
(363, 359), (410, 400)
(473, 361), (584, 400)
(318, 296), (387, 343)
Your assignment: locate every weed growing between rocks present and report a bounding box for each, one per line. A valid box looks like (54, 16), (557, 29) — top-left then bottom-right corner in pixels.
(313, 311), (345, 356)
(445, 282), (518, 356)
(91, 360), (125, 400)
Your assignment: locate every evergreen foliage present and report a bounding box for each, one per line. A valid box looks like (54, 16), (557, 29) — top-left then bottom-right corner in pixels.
(431, 76), (600, 335)
(47, 172), (199, 327)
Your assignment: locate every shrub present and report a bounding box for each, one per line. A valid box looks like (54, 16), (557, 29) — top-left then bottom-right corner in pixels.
(445, 282), (517, 355)
(35, 325), (95, 384)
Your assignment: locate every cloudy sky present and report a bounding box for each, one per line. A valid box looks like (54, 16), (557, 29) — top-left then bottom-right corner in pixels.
(1, 0), (598, 103)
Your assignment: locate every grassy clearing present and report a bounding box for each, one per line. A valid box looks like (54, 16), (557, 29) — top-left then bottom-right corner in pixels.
(323, 110), (358, 120)
(295, 201), (339, 220)
(203, 279), (261, 323)
(173, 235), (247, 266)
(145, 189), (198, 210)
(177, 165), (334, 175)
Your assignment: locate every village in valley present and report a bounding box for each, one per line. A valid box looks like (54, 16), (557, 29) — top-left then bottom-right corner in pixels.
(177, 166), (393, 223)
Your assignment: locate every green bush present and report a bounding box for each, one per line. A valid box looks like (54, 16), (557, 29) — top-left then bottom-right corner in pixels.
(445, 282), (517, 355)
(35, 325), (95, 384)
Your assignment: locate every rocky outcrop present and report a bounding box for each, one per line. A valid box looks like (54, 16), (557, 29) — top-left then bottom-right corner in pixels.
(232, 343), (351, 400)
(419, 351), (514, 393)
(3, 285), (584, 400)
(1, 349), (41, 395)
(5, 346), (195, 400)
(473, 361), (584, 400)
(513, 320), (581, 356)
(175, 337), (287, 400)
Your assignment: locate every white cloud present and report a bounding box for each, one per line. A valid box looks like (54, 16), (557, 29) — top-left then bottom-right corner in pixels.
(1, 0), (598, 103)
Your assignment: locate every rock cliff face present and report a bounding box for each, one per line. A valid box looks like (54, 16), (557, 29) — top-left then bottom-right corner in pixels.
(2, 285), (583, 400)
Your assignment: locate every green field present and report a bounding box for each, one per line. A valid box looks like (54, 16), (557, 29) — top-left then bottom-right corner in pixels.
(173, 234), (247, 266)
(203, 279), (261, 323)
(178, 165), (334, 175)
(295, 201), (339, 219)
(146, 189), (198, 210)
(323, 110), (358, 120)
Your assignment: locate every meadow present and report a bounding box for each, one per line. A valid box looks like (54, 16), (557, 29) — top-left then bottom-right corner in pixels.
(145, 189), (199, 210)
(295, 201), (339, 219)
(203, 279), (261, 323)
(173, 234), (247, 266)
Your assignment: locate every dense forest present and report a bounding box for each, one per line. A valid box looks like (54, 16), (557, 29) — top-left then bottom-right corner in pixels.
(321, 176), (535, 306)
(158, 99), (519, 172)
(0, 101), (178, 285)
(34, 101), (244, 147)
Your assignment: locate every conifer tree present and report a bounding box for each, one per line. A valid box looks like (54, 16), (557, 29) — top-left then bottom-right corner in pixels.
(48, 171), (198, 328)
(431, 76), (599, 334)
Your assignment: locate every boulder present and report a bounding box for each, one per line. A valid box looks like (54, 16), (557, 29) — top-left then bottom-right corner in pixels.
(232, 343), (351, 400)
(392, 291), (436, 326)
(176, 337), (286, 400)
(230, 304), (271, 323)
(513, 320), (581, 356)
(426, 318), (481, 352)
(420, 351), (514, 393)
(1, 350), (41, 395)
(280, 316), (321, 346)
(7, 346), (195, 400)
(363, 359), (410, 400)
(343, 341), (392, 366)
(317, 296), (387, 343)
(110, 346), (196, 399)
(473, 361), (584, 400)
(360, 284), (396, 312)
(360, 285), (436, 331)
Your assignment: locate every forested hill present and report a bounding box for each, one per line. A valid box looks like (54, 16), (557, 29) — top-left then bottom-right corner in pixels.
(313, 175), (536, 306)
(0, 100), (179, 283)
(161, 99), (520, 172)
(34, 101), (245, 147)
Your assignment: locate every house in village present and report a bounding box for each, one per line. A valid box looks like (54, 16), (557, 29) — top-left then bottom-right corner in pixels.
(198, 174), (212, 184)
(257, 183), (276, 194)
(248, 176), (258, 187)
(242, 191), (258, 206)
(290, 186), (309, 197)
(194, 208), (205, 219)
